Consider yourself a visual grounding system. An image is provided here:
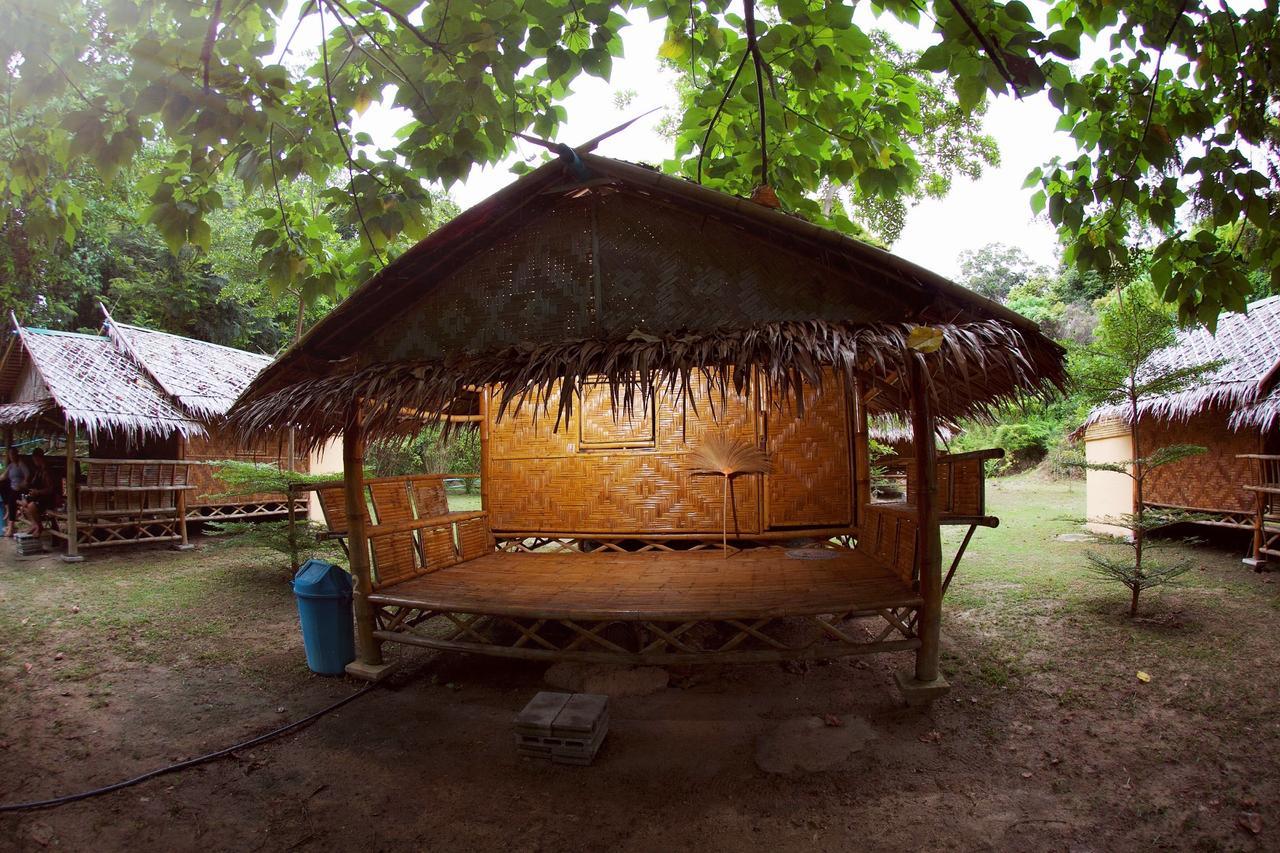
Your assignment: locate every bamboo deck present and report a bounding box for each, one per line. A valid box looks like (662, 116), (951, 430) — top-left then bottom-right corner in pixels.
(367, 547), (920, 621)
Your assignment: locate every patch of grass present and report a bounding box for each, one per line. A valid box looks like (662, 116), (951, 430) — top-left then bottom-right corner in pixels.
(448, 493), (483, 512)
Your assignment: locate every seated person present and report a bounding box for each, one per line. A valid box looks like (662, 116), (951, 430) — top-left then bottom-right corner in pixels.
(1, 447), (29, 537)
(20, 449), (55, 537)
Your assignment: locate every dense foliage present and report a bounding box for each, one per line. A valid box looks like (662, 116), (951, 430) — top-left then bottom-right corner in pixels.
(366, 425), (481, 491)
(1, 1), (1275, 329)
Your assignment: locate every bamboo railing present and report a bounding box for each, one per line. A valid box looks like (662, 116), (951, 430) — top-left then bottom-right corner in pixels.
(1239, 454), (1280, 567)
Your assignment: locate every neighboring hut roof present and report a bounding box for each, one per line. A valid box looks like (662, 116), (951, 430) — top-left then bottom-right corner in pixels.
(1083, 295), (1280, 433)
(232, 153), (1067, 444)
(103, 308), (272, 419)
(0, 326), (202, 440)
(0, 313), (277, 441)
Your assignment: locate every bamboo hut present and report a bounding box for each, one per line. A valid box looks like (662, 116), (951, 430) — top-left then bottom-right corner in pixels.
(1080, 295), (1280, 566)
(230, 153), (1066, 701)
(0, 307), (327, 559)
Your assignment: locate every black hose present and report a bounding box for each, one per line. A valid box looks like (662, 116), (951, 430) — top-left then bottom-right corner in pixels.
(0, 684), (376, 812)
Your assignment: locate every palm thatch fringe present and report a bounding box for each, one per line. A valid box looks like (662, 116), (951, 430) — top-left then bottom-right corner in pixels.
(229, 319), (1067, 449)
(0, 399), (56, 427)
(1082, 380), (1278, 433)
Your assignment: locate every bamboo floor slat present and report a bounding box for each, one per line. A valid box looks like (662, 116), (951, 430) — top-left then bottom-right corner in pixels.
(367, 548), (920, 621)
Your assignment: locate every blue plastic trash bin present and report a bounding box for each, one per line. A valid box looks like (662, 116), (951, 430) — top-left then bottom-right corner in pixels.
(292, 559), (355, 675)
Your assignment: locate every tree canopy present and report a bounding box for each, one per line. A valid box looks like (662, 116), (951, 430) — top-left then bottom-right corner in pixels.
(1, 0), (1276, 327)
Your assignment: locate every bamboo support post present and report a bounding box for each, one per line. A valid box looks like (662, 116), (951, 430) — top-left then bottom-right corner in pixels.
(344, 403), (388, 677)
(60, 424), (83, 563)
(895, 354), (947, 703)
(286, 428), (299, 574)
(173, 438), (192, 550)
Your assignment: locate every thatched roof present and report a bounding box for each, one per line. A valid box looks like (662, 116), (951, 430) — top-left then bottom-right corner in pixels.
(231, 153), (1067, 444)
(1083, 295), (1280, 433)
(0, 325), (201, 440)
(103, 307), (272, 420)
(0, 312), (276, 440)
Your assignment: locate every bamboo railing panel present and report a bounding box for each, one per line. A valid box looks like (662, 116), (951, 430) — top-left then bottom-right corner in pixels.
(877, 448), (1002, 524)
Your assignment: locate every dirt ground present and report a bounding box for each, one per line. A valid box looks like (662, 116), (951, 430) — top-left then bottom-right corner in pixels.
(1, 476), (1278, 852)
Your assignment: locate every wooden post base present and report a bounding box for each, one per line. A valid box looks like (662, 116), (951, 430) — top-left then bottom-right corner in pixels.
(345, 659), (398, 682)
(895, 669), (950, 707)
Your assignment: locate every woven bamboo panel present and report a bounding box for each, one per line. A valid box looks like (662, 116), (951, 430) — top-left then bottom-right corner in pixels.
(358, 190), (914, 367)
(486, 372), (766, 535)
(579, 378), (655, 448)
(421, 525), (459, 572)
(457, 515), (494, 561)
(944, 458), (984, 516)
(371, 531), (419, 589)
(857, 505), (918, 586)
(486, 453), (760, 534)
(765, 375), (852, 528)
(369, 481), (414, 526)
(316, 485), (363, 533)
(366, 195), (598, 363)
(411, 478), (449, 518)
(484, 370), (858, 536)
(1143, 414), (1259, 512)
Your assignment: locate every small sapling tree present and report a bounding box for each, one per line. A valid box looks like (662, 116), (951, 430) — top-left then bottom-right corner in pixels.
(1070, 283), (1221, 616)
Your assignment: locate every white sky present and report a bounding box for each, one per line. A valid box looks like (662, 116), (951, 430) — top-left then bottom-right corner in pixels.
(335, 4), (1081, 279)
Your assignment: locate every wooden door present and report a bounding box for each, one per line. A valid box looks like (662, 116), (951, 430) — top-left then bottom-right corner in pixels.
(764, 375), (854, 529)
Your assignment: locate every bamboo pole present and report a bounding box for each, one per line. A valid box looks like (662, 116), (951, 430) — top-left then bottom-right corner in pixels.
(909, 355), (942, 684)
(286, 428), (298, 574)
(345, 403), (383, 667)
(174, 437), (192, 550)
(60, 424), (83, 563)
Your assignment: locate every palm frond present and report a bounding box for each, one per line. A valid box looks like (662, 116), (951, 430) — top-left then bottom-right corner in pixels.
(687, 434), (771, 477)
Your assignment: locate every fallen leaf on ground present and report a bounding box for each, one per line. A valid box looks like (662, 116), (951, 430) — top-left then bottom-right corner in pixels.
(821, 714), (844, 728)
(23, 663), (32, 673)
(919, 730), (942, 743)
(1136, 671), (1151, 683)
(1238, 812), (1262, 835)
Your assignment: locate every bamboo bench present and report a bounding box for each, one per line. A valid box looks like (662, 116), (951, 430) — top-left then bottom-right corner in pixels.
(49, 459), (196, 549)
(307, 473), (490, 587)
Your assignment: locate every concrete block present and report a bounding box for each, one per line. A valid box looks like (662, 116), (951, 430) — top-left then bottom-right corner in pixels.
(514, 691), (609, 765)
(344, 659), (398, 682)
(894, 669), (951, 707)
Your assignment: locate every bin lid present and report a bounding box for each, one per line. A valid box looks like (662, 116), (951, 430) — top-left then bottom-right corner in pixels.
(292, 559), (353, 599)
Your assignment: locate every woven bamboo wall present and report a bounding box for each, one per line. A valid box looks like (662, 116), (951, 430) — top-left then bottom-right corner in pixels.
(1142, 413), (1260, 513)
(186, 427), (309, 507)
(361, 190), (910, 366)
(484, 371), (854, 536)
